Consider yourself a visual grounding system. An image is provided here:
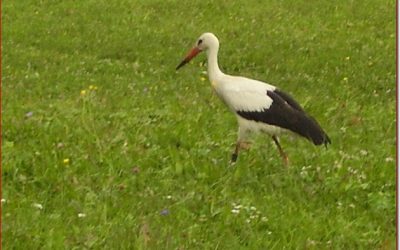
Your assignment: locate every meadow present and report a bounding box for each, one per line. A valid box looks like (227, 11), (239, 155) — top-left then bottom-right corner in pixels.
(2, 0), (396, 249)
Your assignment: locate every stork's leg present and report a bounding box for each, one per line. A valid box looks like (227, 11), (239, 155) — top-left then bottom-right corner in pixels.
(231, 142), (240, 163)
(272, 136), (289, 166)
(231, 126), (249, 163)
(231, 141), (252, 163)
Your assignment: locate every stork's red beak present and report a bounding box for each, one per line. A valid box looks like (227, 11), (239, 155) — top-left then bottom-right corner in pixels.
(176, 47), (202, 70)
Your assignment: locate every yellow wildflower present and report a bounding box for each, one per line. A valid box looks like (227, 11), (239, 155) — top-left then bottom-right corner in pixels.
(63, 158), (70, 164)
(80, 90), (87, 96)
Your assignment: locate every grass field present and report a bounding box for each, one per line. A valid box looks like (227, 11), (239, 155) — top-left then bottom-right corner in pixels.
(2, 0), (396, 249)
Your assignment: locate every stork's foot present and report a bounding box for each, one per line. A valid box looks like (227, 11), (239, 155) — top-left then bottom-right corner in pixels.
(230, 141), (252, 164)
(231, 153), (238, 163)
(239, 141), (252, 150)
(281, 154), (290, 166)
(272, 136), (290, 167)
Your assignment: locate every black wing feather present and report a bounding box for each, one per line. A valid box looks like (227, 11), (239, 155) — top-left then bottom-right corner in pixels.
(237, 90), (331, 146)
(274, 89), (304, 112)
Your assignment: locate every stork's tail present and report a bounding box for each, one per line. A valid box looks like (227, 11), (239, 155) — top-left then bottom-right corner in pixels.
(294, 114), (331, 147)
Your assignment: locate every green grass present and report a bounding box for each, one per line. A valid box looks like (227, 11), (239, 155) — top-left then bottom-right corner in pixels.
(2, 0), (396, 249)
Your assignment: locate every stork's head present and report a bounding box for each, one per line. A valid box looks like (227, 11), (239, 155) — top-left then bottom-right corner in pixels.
(176, 32), (219, 70)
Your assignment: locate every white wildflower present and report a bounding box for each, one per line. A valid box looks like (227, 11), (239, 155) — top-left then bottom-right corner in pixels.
(78, 213), (86, 218)
(307, 239), (317, 246)
(231, 209), (240, 214)
(199, 214), (207, 222)
(33, 203), (43, 210)
(385, 157), (394, 162)
(234, 204), (243, 209)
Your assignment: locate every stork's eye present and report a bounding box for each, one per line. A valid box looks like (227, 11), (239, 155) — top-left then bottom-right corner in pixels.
(197, 39), (203, 45)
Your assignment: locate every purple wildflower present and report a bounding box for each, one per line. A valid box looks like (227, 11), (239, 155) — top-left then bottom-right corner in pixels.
(25, 111), (34, 118)
(160, 209), (169, 216)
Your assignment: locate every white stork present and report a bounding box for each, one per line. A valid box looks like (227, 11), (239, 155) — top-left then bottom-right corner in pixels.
(176, 33), (330, 164)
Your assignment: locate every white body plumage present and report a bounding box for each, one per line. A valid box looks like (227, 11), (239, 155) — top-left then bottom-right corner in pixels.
(211, 74), (287, 140)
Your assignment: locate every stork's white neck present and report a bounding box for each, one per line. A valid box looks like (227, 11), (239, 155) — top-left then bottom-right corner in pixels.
(206, 45), (223, 82)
